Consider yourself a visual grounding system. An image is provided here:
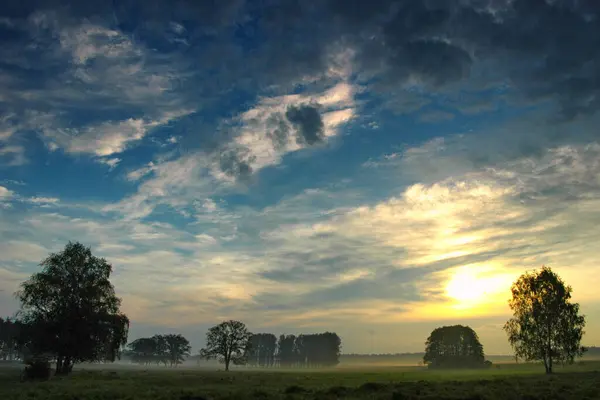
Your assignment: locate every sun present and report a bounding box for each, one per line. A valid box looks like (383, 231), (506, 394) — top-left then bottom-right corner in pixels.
(444, 265), (513, 309)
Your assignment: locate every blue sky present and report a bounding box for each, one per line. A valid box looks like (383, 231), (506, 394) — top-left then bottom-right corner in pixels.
(1, 0), (600, 354)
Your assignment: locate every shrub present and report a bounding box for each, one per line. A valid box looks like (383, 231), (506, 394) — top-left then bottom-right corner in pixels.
(22, 356), (52, 381)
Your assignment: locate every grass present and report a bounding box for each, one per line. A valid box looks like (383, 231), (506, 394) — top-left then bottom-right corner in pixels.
(1, 361), (599, 399)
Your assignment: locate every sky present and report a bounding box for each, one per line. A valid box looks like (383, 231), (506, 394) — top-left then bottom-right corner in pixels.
(1, 0), (600, 355)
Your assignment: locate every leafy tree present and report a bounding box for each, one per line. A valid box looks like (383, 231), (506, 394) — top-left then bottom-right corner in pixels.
(163, 334), (191, 366)
(126, 334), (190, 366)
(199, 320), (252, 371)
(276, 332), (341, 368)
(504, 266), (586, 374)
(277, 334), (297, 367)
(296, 332), (341, 367)
(127, 337), (158, 365)
(16, 241), (129, 375)
(424, 325), (486, 369)
(246, 333), (277, 367)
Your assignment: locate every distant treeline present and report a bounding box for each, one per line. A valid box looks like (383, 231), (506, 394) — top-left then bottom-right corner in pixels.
(246, 333), (341, 368)
(0, 318), (22, 361)
(187, 332), (342, 368)
(124, 334), (191, 367)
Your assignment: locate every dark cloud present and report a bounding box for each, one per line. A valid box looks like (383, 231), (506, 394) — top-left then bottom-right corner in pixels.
(256, 0), (600, 118)
(285, 104), (324, 145)
(265, 112), (290, 150)
(3, 0), (600, 167)
(218, 149), (253, 180)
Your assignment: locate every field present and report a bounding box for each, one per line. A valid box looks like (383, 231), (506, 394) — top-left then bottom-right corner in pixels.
(1, 361), (599, 400)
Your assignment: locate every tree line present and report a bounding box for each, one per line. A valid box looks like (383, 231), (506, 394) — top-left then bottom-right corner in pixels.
(197, 321), (342, 371)
(125, 334), (191, 366)
(1, 241), (590, 378)
(246, 332), (341, 368)
(0, 318), (22, 361)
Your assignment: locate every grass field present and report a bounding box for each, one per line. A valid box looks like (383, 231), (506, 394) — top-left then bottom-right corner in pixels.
(1, 361), (599, 400)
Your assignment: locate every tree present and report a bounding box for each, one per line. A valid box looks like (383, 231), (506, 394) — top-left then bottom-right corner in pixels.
(199, 320), (252, 371)
(163, 334), (191, 366)
(126, 334), (191, 366)
(504, 266), (586, 374)
(16, 241), (129, 375)
(246, 333), (277, 367)
(277, 334), (297, 367)
(424, 325), (486, 369)
(0, 317), (23, 361)
(127, 337), (158, 365)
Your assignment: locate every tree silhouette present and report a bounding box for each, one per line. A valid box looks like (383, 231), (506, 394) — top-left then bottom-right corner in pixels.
(16, 241), (129, 375)
(504, 266), (586, 374)
(127, 337), (158, 365)
(277, 334), (297, 367)
(246, 333), (277, 367)
(277, 332), (341, 368)
(0, 317), (22, 361)
(199, 320), (251, 371)
(424, 325), (486, 369)
(126, 334), (190, 366)
(163, 334), (191, 366)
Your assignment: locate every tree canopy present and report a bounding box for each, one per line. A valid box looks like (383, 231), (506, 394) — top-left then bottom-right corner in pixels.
(199, 320), (252, 371)
(126, 334), (191, 366)
(424, 325), (486, 369)
(16, 241), (129, 375)
(504, 266), (586, 374)
(279, 332), (342, 368)
(246, 333), (277, 367)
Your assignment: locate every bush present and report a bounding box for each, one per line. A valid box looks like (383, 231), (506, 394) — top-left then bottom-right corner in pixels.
(22, 356), (52, 381)
(484, 360), (493, 369)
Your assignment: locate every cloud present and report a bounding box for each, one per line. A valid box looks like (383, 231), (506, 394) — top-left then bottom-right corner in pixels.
(40, 111), (192, 157)
(2, 138), (600, 337)
(285, 104), (325, 145)
(251, 0), (600, 119)
(0, 186), (14, 201)
(219, 80), (357, 179)
(99, 157), (121, 170)
(0, 113), (26, 166)
(27, 197), (59, 205)
(0, 241), (49, 263)
(0, 12), (197, 164)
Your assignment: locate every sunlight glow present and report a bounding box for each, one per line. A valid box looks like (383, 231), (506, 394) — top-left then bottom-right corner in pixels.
(444, 264), (514, 309)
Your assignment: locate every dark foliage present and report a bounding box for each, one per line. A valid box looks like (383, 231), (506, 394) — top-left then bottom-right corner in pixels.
(424, 325), (487, 369)
(199, 320), (252, 371)
(0, 318), (23, 361)
(126, 334), (191, 366)
(22, 356), (52, 381)
(246, 333), (277, 368)
(15, 241), (129, 375)
(276, 332), (341, 368)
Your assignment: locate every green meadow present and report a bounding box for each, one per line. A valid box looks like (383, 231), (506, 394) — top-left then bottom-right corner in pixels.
(1, 360), (599, 400)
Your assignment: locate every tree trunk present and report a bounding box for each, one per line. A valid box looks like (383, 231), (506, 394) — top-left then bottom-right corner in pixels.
(57, 357), (73, 375)
(56, 356), (64, 375)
